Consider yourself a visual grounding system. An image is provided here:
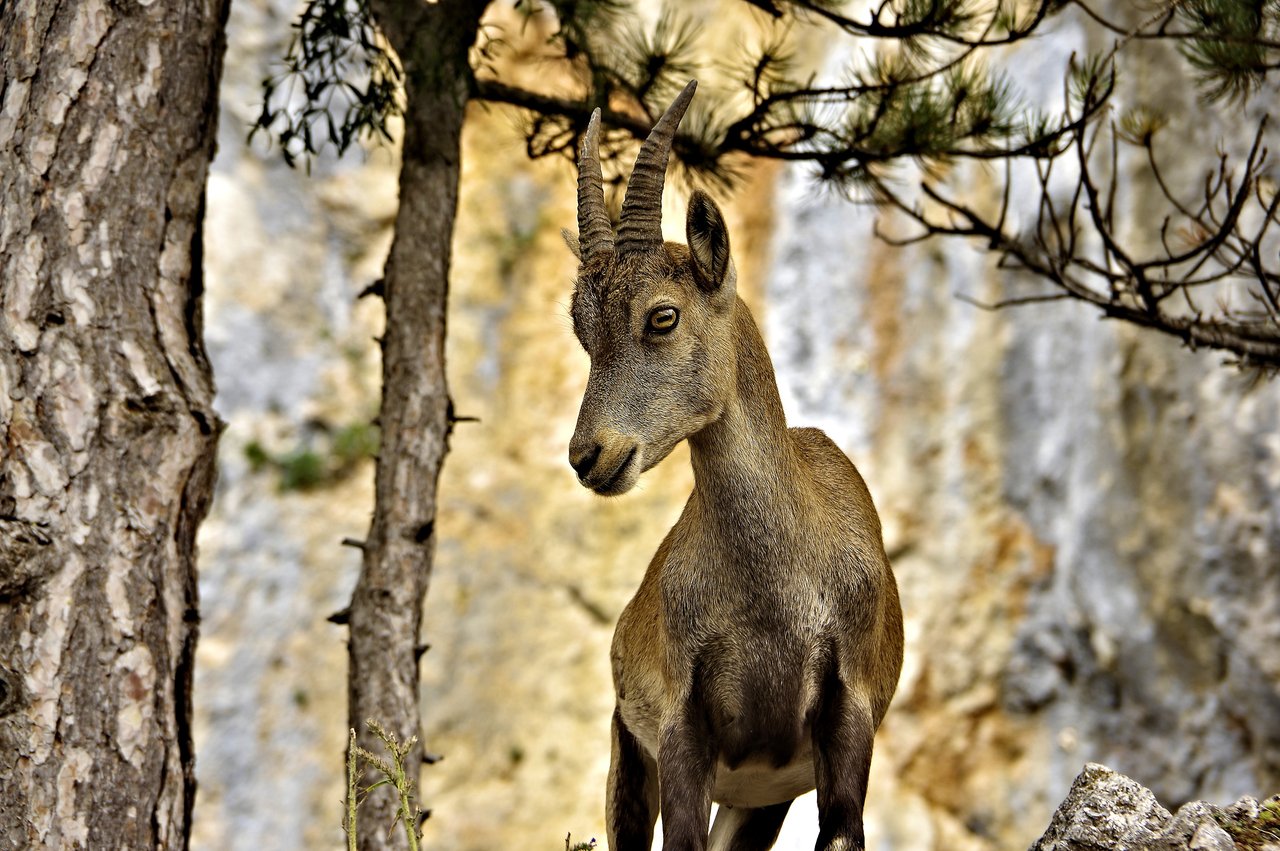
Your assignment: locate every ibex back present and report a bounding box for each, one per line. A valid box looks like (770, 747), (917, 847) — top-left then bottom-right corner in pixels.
(566, 81), (903, 851)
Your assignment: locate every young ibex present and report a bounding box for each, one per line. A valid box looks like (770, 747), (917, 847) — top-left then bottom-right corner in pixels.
(566, 80), (904, 851)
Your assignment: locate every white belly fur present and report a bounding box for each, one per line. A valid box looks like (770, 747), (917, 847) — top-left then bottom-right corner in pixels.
(621, 704), (817, 809)
(712, 752), (816, 808)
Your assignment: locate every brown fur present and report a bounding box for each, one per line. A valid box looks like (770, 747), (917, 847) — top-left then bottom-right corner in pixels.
(568, 85), (903, 851)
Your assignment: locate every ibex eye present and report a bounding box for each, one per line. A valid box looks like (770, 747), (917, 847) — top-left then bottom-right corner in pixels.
(647, 307), (679, 334)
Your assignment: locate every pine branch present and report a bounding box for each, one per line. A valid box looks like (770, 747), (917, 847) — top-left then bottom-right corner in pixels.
(773, 0), (1059, 45)
(472, 79), (653, 139)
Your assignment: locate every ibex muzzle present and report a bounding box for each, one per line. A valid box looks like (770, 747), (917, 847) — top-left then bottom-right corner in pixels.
(567, 81), (903, 851)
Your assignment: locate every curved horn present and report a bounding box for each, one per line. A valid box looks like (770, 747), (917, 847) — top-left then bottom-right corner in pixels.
(576, 108), (614, 261)
(616, 80), (697, 253)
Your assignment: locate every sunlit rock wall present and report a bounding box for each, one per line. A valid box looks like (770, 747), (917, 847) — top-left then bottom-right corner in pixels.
(767, 16), (1280, 851)
(194, 2), (1279, 850)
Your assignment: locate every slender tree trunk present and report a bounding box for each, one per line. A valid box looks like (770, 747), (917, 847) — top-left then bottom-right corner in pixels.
(349, 3), (486, 848)
(0, 2), (227, 848)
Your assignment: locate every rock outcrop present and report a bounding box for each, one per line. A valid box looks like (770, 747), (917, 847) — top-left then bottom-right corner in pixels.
(1031, 764), (1279, 851)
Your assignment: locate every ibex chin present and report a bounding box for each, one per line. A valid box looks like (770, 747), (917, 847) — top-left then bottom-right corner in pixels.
(565, 80), (904, 851)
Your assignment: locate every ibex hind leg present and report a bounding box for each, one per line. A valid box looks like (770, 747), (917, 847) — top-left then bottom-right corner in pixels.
(812, 680), (876, 851)
(708, 800), (792, 851)
(607, 708), (659, 851)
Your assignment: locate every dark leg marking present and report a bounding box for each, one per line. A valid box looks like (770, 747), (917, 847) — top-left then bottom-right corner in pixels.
(812, 676), (876, 851)
(659, 708), (717, 851)
(607, 708), (659, 851)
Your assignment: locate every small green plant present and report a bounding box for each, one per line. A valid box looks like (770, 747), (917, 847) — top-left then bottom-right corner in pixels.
(331, 421), (380, 467)
(243, 419), (379, 492)
(1214, 796), (1280, 851)
(345, 720), (425, 851)
(564, 833), (597, 851)
(277, 449), (328, 491)
(244, 440), (272, 471)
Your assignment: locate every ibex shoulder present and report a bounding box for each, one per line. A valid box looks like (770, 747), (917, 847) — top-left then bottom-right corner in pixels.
(788, 427), (882, 526)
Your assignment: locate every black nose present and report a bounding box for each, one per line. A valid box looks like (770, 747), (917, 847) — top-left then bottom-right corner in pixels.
(571, 444), (601, 479)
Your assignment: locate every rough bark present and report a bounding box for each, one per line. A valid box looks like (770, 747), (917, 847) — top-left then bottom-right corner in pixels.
(0, 2), (227, 848)
(348, 3), (487, 848)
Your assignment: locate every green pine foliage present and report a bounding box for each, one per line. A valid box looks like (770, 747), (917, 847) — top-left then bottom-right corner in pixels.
(248, 0), (1277, 192)
(249, 0), (1049, 181)
(1177, 0), (1280, 103)
(250, 0), (1280, 367)
(250, 0), (402, 168)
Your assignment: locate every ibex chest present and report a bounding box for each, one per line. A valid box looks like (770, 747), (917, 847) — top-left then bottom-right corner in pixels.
(655, 534), (842, 749)
(660, 498), (866, 636)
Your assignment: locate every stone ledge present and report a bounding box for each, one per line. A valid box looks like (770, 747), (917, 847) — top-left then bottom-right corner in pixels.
(1031, 763), (1280, 851)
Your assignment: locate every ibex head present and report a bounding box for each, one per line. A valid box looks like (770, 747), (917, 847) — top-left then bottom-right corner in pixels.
(567, 81), (737, 496)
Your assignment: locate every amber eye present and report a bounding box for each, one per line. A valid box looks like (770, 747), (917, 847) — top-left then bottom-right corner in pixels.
(647, 306), (679, 334)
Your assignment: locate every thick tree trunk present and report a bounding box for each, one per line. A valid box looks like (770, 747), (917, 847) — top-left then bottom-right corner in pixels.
(0, 2), (227, 848)
(349, 3), (486, 848)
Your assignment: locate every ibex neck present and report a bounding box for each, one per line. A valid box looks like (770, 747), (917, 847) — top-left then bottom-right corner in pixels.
(688, 300), (800, 528)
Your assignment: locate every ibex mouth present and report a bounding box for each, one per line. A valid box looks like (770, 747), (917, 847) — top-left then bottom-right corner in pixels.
(592, 446), (638, 496)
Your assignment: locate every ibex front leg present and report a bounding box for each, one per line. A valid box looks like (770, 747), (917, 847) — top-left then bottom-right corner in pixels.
(658, 701), (717, 851)
(813, 675), (876, 851)
(607, 709), (659, 851)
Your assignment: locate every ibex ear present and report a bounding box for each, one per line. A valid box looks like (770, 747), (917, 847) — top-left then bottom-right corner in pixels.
(561, 228), (583, 262)
(686, 190), (731, 292)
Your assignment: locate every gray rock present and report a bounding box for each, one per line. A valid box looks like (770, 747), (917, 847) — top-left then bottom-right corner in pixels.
(1032, 763), (1280, 851)
(1029, 763), (1171, 851)
(1222, 796), (1261, 823)
(1151, 802), (1227, 851)
(1186, 820), (1235, 851)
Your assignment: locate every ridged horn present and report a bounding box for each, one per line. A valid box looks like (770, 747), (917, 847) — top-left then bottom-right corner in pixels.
(616, 79), (697, 253)
(576, 108), (614, 261)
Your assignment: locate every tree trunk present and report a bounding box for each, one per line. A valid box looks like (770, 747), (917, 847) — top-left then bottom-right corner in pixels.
(349, 3), (486, 848)
(0, 2), (227, 849)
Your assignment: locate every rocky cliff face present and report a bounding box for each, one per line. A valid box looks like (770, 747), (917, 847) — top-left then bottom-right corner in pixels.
(192, 2), (1279, 850)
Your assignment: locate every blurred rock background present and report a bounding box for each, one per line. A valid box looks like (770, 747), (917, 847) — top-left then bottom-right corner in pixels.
(192, 1), (1280, 849)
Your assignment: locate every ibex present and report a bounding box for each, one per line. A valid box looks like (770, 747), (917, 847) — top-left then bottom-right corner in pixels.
(565, 80), (904, 851)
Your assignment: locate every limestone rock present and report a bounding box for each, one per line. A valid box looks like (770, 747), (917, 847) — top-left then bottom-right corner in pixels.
(1031, 765), (1279, 851)
(1156, 802), (1234, 851)
(1187, 820), (1236, 851)
(1030, 763), (1171, 851)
